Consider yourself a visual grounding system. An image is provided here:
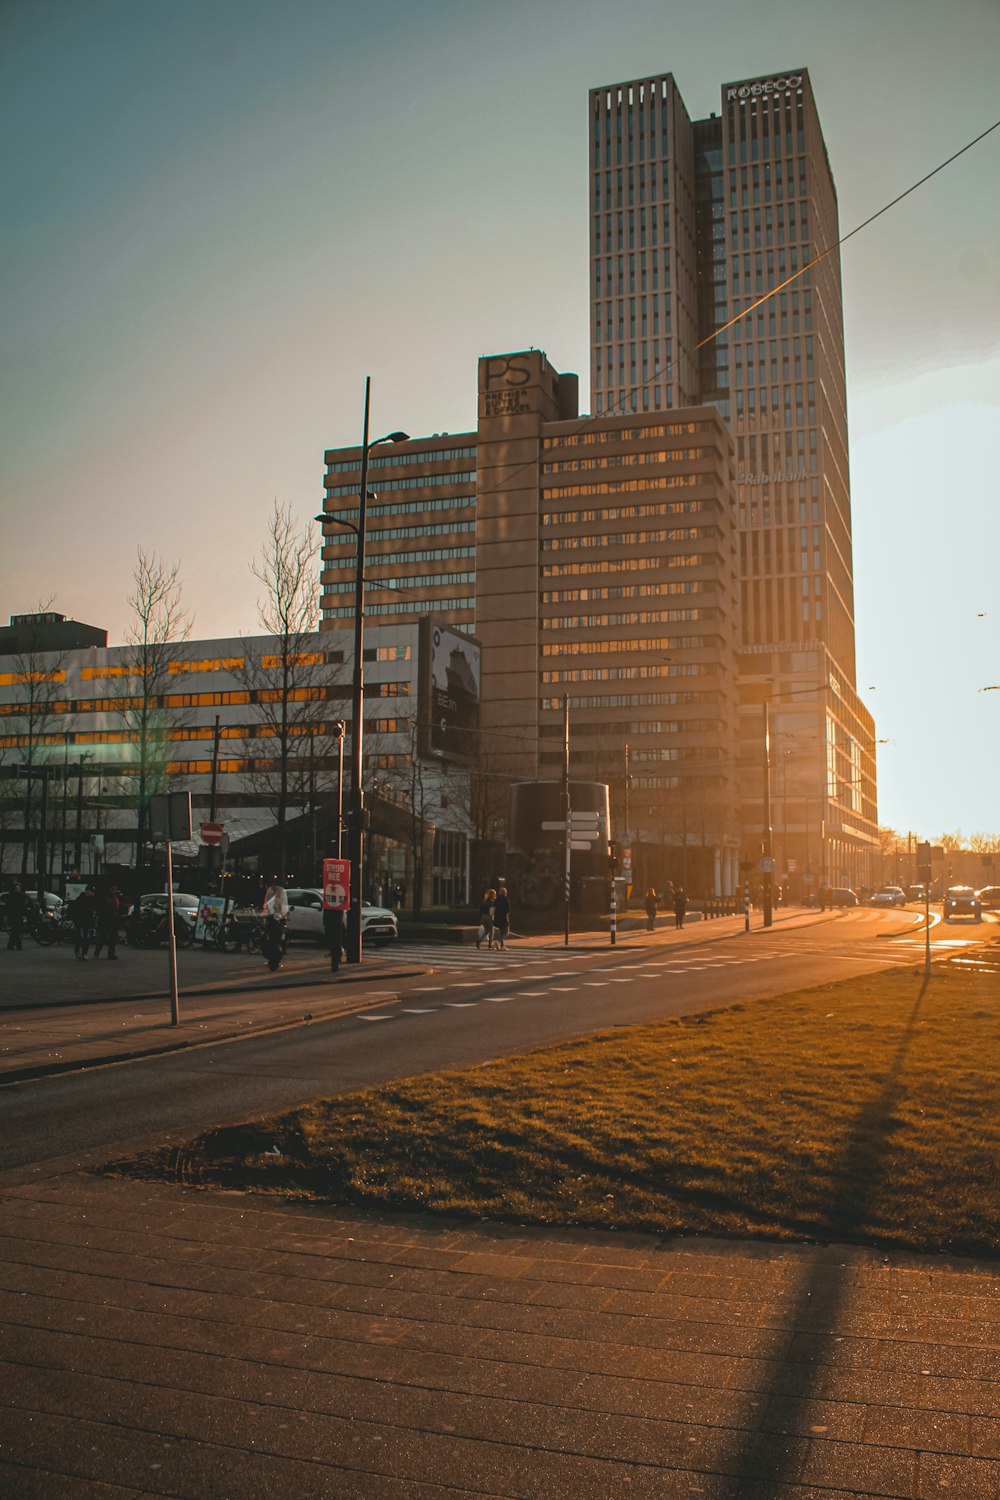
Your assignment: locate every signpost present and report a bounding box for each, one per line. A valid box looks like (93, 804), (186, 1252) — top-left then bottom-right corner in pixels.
(149, 792), (192, 1027)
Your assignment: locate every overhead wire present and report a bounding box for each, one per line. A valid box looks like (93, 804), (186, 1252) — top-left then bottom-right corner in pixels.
(420, 114), (1000, 506)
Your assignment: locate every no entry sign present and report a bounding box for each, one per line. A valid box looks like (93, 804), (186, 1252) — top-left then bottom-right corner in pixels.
(200, 821), (224, 846)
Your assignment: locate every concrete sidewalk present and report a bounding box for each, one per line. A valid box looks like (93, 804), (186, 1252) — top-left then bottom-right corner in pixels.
(0, 1171), (996, 1498)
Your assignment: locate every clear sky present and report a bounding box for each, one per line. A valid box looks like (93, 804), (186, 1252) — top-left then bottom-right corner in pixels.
(1, 0), (998, 841)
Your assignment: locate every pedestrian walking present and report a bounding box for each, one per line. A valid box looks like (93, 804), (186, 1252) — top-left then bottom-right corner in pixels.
(260, 883), (288, 972)
(476, 888), (496, 950)
(492, 886), (511, 950)
(644, 887), (658, 932)
(323, 905), (345, 973)
(673, 886), (687, 930)
(5, 880), (26, 951)
(93, 885), (123, 960)
(67, 886), (98, 959)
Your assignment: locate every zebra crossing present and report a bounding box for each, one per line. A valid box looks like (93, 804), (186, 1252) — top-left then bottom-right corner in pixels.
(371, 930), (988, 977)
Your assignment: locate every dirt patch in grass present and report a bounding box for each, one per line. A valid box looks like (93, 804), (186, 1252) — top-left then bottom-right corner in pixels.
(105, 957), (1000, 1256)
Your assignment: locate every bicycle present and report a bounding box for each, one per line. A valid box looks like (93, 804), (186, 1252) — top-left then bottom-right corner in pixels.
(214, 908), (264, 955)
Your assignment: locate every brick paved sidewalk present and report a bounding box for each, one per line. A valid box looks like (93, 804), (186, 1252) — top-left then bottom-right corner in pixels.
(0, 1173), (996, 1498)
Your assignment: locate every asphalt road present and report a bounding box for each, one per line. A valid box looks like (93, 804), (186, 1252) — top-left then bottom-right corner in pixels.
(1, 907), (990, 1179)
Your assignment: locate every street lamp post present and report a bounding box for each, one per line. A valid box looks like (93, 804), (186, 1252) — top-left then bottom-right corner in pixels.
(316, 377), (407, 964)
(762, 698), (774, 927)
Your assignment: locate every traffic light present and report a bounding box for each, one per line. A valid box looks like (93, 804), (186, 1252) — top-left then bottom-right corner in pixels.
(608, 841), (619, 875)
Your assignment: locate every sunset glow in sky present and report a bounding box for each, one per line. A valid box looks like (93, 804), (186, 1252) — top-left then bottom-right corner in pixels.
(1, 0), (998, 840)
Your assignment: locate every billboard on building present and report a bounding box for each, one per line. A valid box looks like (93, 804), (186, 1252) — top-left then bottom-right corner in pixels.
(419, 618), (481, 765)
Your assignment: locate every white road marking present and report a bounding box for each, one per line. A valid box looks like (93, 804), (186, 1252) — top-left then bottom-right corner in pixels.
(444, 1001), (478, 1008)
(401, 1007), (438, 1013)
(358, 1014), (393, 1022)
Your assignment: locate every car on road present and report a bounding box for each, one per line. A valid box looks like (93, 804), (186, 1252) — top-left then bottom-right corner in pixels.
(871, 886), (906, 908)
(976, 885), (1000, 910)
(284, 888), (398, 944)
(943, 886), (982, 921)
(827, 887), (859, 907)
(907, 884), (928, 903)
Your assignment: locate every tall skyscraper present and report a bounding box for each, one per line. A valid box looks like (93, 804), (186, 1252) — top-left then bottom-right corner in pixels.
(589, 69), (878, 890)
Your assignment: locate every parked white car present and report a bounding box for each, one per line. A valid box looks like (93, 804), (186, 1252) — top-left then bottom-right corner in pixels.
(284, 888), (398, 943)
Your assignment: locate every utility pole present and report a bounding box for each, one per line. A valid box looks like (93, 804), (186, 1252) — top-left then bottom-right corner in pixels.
(563, 694), (571, 947)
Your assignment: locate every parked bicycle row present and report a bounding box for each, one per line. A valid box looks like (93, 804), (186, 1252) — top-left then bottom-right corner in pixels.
(1, 883), (285, 958)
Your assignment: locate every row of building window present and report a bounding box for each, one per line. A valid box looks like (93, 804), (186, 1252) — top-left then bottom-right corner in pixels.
(1, 686), (337, 717)
(542, 662), (703, 684)
(542, 554), (712, 579)
(323, 595), (473, 621)
(323, 545), (475, 572)
(545, 607), (712, 630)
(544, 421), (708, 448)
(329, 494), (475, 524)
(542, 528), (712, 551)
(541, 689), (718, 711)
(544, 500), (714, 527)
(542, 634), (719, 658)
(543, 478), (700, 503)
(323, 571), (476, 596)
(542, 447), (706, 475)
(325, 445), (476, 475)
(0, 669), (66, 686)
(542, 580), (709, 603)
(323, 470), (476, 498)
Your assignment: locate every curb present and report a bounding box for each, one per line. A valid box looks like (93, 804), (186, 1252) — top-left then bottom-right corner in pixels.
(0, 965), (431, 1013)
(1, 990), (403, 1085)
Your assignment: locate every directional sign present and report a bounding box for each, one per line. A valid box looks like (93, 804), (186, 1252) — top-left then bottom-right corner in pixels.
(541, 820), (567, 831)
(760, 856), (775, 872)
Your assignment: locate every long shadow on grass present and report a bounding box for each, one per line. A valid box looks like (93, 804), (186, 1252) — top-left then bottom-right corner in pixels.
(719, 974), (930, 1496)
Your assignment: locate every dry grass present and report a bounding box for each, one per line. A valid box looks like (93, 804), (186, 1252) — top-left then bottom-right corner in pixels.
(112, 956), (1000, 1256)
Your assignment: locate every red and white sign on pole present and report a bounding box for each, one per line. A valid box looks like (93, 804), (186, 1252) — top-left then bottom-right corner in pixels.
(323, 857), (351, 911)
(200, 821), (225, 846)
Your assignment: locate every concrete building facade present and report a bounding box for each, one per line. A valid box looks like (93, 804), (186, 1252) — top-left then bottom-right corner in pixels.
(588, 68), (878, 892)
(320, 349), (744, 898)
(0, 617), (473, 906)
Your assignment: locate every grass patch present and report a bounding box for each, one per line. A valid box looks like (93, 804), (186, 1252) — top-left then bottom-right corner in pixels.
(108, 957), (1000, 1257)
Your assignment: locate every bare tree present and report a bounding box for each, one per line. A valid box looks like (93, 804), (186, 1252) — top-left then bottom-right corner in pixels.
(116, 551), (191, 886)
(237, 503), (340, 878)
